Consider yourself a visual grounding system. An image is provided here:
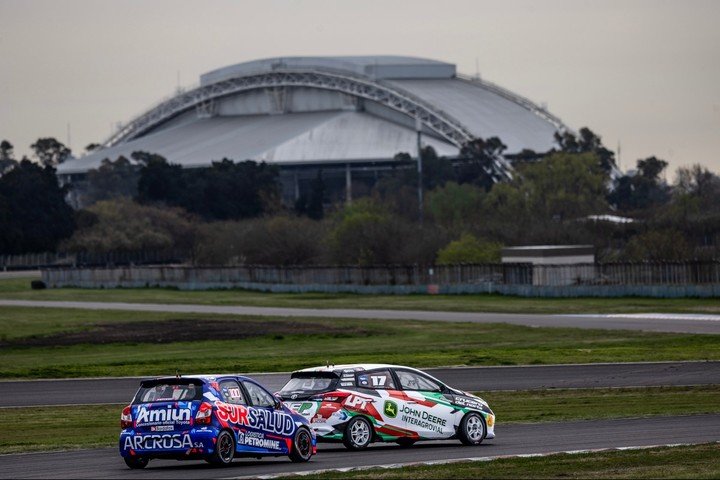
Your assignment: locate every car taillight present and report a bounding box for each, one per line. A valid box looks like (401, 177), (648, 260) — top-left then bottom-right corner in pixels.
(322, 392), (350, 403)
(195, 402), (213, 425)
(120, 405), (132, 429)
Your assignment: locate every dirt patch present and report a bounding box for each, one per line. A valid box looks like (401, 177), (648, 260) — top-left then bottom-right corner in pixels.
(5, 319), (369, 347)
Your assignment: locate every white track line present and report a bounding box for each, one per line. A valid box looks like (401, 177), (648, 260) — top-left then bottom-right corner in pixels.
(567, 313), (720, 322)
(229, 442), (719, 480)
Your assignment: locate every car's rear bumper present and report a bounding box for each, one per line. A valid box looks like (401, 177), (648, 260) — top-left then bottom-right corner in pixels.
(119, 428), (218, 458)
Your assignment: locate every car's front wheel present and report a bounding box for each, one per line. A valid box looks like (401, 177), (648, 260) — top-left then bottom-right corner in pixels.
(207, 430), (235, 466)
(123, 456), (148, 469)
(343, 416), (373, 450)
(289, 427), (313, 462)
(458, 412), (486, 446)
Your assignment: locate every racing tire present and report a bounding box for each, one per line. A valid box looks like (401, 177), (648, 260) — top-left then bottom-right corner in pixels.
(458, 412), (486, 446)
(395, 438), (416, 448)
(207, 430), (236, 466)
(343, 416), (373, 450)
(123, 456), (148, 469)
(288, 427), (313, 463)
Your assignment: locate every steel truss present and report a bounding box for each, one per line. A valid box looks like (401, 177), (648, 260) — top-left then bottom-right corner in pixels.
(104, 69), (476, 148)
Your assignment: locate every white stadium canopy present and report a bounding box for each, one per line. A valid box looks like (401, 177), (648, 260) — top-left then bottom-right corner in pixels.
(58, 56), (567, 175)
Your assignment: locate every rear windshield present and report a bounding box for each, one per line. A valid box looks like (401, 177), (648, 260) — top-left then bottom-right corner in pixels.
(134, 380), (203, 404)
(281, 375), (337, 393)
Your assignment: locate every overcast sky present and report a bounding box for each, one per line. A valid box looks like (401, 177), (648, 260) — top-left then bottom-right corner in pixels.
(1, 0), (719, 178)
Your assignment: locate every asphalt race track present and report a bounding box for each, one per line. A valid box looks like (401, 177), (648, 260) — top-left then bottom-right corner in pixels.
(2, 361), (719, 408)
(1, 414), (718, 479)
(2, 299), (720, 334)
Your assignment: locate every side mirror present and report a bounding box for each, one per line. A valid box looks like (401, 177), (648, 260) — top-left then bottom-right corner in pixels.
(274, 394), (284, 410)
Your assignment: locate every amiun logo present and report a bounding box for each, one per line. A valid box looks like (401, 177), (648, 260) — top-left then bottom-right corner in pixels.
(136, 405), (192, 426)
(383, 400), (398, 418)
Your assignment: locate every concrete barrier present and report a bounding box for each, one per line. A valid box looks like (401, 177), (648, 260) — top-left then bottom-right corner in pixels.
(41, 266), (720, 298)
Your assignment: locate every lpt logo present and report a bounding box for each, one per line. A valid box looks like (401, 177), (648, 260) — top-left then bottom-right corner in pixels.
(384, 400), (398, 418)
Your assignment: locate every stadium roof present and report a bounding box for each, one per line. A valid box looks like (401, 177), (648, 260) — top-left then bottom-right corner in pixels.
(58, 56), (568, 175)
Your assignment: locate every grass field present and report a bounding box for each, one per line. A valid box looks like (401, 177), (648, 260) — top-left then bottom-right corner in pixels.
(1, 306), (718, 378)
(1, 386), (717, 454)
(0, 386), (720, 453)
(303, 443), (720, 479)
(1, 277), (719, 314)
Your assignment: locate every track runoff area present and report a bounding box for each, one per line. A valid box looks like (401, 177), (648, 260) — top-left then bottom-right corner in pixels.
(0, 302), (719, 477)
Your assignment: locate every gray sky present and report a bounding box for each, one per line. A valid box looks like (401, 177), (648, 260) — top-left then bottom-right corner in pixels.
(1, 0), (719, 178)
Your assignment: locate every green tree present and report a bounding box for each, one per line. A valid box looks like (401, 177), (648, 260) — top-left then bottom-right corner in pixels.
(85, 156), (139, 204)
(136, 155), (280, 220)
(30, 137), (71, 167)
(519, 151), (609, 221)
(554, 127), (616, 174)
(329, 199), (408, 265)
(622, 230), (691, 261)
(62, 198), (197, 253)
(436, 233), (502, 264)
(0, 160), (75, 253)
(0, 140), (17, 176)
(457, 137), (509, 189)
(609, 156), (670, 212)
(427, 182), (484, 231)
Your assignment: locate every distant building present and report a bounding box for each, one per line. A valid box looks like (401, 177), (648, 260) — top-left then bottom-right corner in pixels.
(502, 245), (595, 286)
(58, 55), (569, 203)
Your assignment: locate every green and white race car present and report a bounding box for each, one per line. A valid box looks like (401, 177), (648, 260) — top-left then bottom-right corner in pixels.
(277, 364), (495, 450)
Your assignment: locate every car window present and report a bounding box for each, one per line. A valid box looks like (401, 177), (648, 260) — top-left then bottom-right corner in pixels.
(135, 382), (202, 403)
(219, 379), (246, 405)
(395, 370), (441, 392)
(356, 369), (396, 390)
(281, 376), (335, 393)
(243, 380), (276, 407)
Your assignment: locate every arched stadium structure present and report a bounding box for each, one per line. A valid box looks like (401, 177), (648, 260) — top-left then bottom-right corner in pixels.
(58, 56), (569, 203)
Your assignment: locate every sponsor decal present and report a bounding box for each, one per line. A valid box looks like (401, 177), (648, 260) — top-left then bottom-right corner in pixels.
(289, 402), (314, 415)
(237, 431), (281, 450)
(383, 400), (398, 418)
(453, 396), (485, 411)
(136, 405), (192, 427)
(123, 433), (198, 451)
(151, 425), (173, 432)
(399, 405), (447, 434)
(215, 402), (295, 436)
(344, 394), (372, 410)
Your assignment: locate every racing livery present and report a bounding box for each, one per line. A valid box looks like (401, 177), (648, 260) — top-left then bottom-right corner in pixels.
(119, 375), (315, 469)
(277, 364), (495, 450)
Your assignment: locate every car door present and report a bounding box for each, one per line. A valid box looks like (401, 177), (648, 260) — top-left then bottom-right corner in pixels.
(390, 368), (457, 439)
(241, 379), (296, 453)
(352, 368), (412, 440)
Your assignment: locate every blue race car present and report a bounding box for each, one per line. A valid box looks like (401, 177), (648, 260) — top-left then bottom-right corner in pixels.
(119, 375), (315, 469)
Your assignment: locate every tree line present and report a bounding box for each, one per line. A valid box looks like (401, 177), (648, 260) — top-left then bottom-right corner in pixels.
(1, 130), (719, 264)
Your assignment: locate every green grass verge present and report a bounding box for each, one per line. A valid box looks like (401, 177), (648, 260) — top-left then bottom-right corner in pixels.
(1, 386), (718, 454)
(301, 443), (720, 479)
(0, 404), (120, 454)
(1, 277), (718, 314)
(1, 306), (719, 378)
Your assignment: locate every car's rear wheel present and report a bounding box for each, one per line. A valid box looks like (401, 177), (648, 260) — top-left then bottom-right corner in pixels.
(123, 456), (148, 469)
(458, 412), (486, 446)
(343, 416), (373, 450)
(207, 430), (235, 466)
(395, 438), (416, 448)
(289, 427), (313, 462)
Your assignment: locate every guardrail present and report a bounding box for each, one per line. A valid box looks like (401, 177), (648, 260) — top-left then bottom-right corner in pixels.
(38, 261), (720, 287)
